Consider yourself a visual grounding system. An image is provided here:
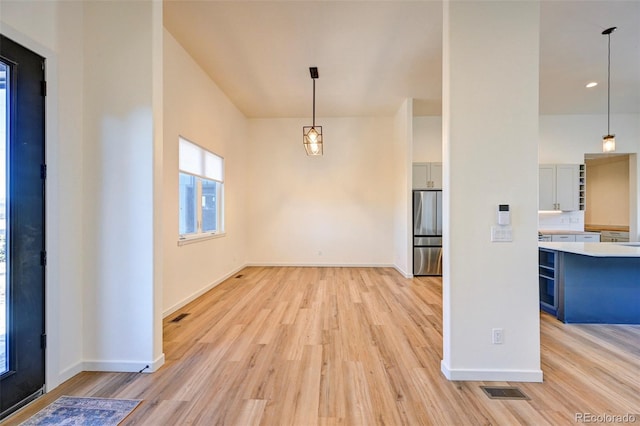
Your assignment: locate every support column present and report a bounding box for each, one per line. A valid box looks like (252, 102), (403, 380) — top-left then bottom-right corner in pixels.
(83, 0), (164, 373)
(441, 1), (542, 382)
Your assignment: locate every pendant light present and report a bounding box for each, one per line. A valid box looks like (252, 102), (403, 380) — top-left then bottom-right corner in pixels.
(303, 67), (323, 156)
(602, 26), (617, 153)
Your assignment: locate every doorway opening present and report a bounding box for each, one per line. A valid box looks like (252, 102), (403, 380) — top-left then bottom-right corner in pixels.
(583, 153), (635, 242)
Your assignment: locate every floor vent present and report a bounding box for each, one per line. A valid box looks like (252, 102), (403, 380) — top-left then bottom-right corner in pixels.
(171, 313), (190, 323)
(235, 274), (244, 279)
(481, 386), (530, 400)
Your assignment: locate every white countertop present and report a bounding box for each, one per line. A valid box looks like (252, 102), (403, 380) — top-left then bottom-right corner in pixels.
(539, 242), (640, 257)
(538, 230), (600, 235)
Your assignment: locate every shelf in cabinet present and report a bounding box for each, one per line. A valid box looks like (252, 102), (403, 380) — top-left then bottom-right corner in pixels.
(539, 265), (555, 274)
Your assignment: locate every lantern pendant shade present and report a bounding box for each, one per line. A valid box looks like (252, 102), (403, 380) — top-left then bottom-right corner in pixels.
(602, 134), (615, 153)
(303, 125), (323, 155)
(303, 67), (323, 156)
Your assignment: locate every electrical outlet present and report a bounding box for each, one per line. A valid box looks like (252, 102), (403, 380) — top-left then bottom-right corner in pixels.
(492, 328), (504, 344)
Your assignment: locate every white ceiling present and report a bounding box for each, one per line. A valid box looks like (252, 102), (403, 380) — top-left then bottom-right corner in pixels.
(164, 1), (640, 118)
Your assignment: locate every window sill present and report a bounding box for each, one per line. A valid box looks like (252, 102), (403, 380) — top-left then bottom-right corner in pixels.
(177, 232), (226, 246)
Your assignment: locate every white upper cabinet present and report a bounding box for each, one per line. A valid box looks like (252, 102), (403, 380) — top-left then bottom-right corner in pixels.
(539, 165), (556, 210)
(413, 162), (442, 189)
(430, 163), (443, 189)
(412, 163), (428, 189)
(539, 164), (580, 211)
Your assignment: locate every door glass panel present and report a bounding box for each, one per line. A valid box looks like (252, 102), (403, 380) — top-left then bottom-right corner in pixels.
(0, 61), (8, 375)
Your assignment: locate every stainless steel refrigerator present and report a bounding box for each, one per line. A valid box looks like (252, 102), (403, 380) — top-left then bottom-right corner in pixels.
(413, 190), (443, 276)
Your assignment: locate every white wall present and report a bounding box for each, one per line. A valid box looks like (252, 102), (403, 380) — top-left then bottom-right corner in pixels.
(442, 1), (541, 382)
(416, 113), (640, 165)
(246, 117), (395, 266)
(412, 115), (442, 162)
(539, 113), (640, 163)
(162, 30), (248, 316)
(1, 0), (85, 389)
(82, 0), (162, 372)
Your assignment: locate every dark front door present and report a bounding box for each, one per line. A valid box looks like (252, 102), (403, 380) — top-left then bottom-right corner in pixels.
(0, 34), (46, 420)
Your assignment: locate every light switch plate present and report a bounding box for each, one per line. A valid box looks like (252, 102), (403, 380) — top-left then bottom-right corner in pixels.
(491, 226), (513, 242)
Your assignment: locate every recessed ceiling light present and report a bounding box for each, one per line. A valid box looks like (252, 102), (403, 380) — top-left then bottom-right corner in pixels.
(586, 82), (598, 88)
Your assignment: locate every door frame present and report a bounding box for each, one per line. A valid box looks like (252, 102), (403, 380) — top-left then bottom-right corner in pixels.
(0, 24), (62, 392)
(0, 33), (46, 418)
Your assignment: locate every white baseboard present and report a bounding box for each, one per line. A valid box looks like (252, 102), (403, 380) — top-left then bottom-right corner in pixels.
(246, 262), (396, 268)
(46, 361), (84, 392)
(393, 264), (413, 278)
(148, 353), (165, 372)
(163, 264), (248, 318)
(83, 352), (165, 374)
(45, 354), (164, 392)
(247, 262), (410, 279)
(441, 360), (543, 382)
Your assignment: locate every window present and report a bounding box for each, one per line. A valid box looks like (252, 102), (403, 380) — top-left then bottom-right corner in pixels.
(178, 137), (224, 241)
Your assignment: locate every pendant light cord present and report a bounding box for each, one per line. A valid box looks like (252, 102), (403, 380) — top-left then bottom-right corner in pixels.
(602, 26), (617, 136)
(607, 32), (611, 135)
(312, 79), (316, 128)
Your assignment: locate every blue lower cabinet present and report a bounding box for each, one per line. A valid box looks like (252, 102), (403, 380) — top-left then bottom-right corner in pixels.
(562, 254), (640, 324)
(539, 248), (640, 324)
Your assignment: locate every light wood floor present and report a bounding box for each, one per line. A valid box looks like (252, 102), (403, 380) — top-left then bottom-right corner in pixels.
(3, 267), (640, 425)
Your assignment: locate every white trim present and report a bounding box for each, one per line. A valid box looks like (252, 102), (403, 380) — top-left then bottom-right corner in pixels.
(162, 264), (247, 318)
(149, 354), (165, 373)
(440, 360), (543, 382)
(46, 361), (83, 393)
(178, 173), (224, 237)
(83, 353), (165, 374)
(177, 231), (225, 246)
(394, 264), (413, 278)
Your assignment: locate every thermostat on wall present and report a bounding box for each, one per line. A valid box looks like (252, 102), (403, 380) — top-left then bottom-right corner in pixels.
(498, 204), (510, 225)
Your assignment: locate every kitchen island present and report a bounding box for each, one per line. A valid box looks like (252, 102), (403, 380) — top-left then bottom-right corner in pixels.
(538, 242), (640, 324)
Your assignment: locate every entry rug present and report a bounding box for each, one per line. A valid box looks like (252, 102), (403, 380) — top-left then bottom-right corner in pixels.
(20, 396), (141, 426)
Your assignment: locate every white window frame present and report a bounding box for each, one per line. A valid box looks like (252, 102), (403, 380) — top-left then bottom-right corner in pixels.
(178, 136), (225, 245)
